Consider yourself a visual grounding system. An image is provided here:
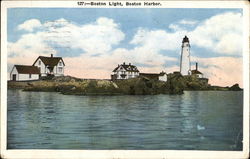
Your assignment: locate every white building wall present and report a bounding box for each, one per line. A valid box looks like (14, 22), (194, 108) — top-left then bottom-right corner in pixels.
(197, 74), (203, 78)
(33, 58), (64, 76)
(33, 59), (47, 76)
(10, 67), (18, 80)
(159, 74), (167, 82)
(18, 74), (39, 81)
(180, 42), (191, 76)
(116, 67), (125, 79)
(114, 66), (139, 79)
(10, 67), (39, 81)
(52, 66), (57, 76)
(55, 59), (64, 76)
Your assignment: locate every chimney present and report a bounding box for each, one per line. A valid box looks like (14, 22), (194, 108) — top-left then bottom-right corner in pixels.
(196, 62), (198, 70)
(123, 62), (125, 65)
(51, 54), (53, 58)
(129, 63), (131, 65)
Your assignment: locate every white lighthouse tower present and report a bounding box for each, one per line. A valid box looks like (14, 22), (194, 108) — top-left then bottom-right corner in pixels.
(180, 36), (191, 75)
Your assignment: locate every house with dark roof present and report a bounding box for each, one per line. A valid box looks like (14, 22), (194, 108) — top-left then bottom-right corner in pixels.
(191, 62), (203, 78)
(139, 71), (167, 82)
(10, 65), (40, 81)
(111, 62), (139, 80)
(33, 54), (65, 77)
(111, 62), (168, 82)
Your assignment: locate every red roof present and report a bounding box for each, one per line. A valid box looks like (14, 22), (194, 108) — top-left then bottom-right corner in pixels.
(14, 65), (40, 74)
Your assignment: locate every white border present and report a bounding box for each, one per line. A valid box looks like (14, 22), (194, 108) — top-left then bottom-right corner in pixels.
(1, 1), (249, 159)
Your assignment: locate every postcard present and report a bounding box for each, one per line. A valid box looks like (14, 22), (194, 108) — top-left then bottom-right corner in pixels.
(1, 0), (249, 159)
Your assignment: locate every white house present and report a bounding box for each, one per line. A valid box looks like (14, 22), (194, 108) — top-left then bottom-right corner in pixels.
(158, 72), (168, 82)
(33, 54), (65, 77)
(191, 62), (203, 78)
(139, 71), (167, 82)
(180, 36), (191, 76)
(111, 62), (139, 80)
(10, 65), (40, 81)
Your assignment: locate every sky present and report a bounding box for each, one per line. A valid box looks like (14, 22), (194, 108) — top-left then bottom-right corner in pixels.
(7, 8), (243, 87)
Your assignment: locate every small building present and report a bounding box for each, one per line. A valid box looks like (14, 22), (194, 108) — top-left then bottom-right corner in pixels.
(173, 71), (181, 75)
(158, 72), (168, 82)
(191, 63), (203, 78)
(140, 71), (167, 82)
(111, 62), (139, 80)
(10, 65), (40, 81)
(33, 54), (65, 77)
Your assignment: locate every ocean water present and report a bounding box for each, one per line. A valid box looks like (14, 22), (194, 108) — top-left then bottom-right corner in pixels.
(7, 89), (243, 150)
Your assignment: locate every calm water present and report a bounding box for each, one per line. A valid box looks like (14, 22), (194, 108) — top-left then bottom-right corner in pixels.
(7, 89), (243, 150)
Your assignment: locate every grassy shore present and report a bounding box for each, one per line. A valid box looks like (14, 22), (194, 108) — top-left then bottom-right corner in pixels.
(8, 75), (242, 95)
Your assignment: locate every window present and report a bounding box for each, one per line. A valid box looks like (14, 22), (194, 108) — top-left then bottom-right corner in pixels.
(59, 62), (62, 66)
(29, 74), (32, 78)
(58, 67), (62, 73)
(38, 60), (41, 65)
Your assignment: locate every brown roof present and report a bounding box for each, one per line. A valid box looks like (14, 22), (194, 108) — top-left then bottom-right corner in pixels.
(159, 71), (167, 76)
(139, 73), (159, 79)
(173, 71), (180, 74)
(140, 72), (166, 77)
(113, 63), (139, 72)
(191, 70), (202, 74)
(33, 56), (65, 67)
(14, 65), (40, 74)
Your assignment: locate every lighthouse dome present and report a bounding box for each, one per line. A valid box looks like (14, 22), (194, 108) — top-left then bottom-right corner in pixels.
(182, 36), (189, 43)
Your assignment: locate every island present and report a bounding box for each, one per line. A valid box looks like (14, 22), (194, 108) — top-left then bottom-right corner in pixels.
(8, 72), (242, 95)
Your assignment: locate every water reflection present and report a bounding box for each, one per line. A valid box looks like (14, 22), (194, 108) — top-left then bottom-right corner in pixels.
(7, 90), (243, 150)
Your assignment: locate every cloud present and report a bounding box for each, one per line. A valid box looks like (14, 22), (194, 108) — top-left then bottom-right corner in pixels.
(53, 17), (125, 54)
(178, 19), (198, 25)
(168, 19), (198, 31)
(191, 56), (242, 87)
(63, 46), (177, 79)
(166, 12), (242, 55)
(8, 32), (55, 60)
(169, 24), (183, 31)
(12, 17), (125, 58)
(9, 17), (125, 57)
(190, 12), (242, 55)
(130, 28), (187, 51)
(18, 19), (42, 32)
(44, 18), (70, 28)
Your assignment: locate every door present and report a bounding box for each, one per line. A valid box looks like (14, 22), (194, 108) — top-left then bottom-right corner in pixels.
(12, 74), (16, 81)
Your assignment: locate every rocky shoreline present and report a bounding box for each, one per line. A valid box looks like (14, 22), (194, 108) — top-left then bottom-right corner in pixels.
(8, 74), (242, 95)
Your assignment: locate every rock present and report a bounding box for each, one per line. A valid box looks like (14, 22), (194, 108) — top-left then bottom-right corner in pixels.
(52, 76), (82, 82)
(114, 77), (173, 95)
(27, 82), (33, 86)
(8, 74), (240, 95)
(229, 84), (242, 91)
